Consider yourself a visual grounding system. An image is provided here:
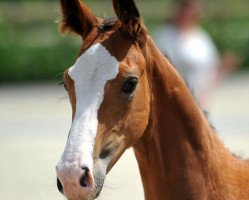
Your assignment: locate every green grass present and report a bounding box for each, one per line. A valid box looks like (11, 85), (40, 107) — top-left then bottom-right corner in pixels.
(0, 0), (249, 82)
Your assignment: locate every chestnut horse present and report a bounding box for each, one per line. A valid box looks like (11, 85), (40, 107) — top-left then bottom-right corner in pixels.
(56, 0), (249, 199)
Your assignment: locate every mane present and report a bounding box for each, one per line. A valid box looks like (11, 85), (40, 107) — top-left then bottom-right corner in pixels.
(156, 49), (217, 133)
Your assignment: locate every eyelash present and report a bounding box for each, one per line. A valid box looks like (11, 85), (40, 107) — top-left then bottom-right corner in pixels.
(58, 81), (67, 91)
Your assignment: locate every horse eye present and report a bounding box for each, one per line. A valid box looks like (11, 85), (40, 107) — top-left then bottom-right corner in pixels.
(122, 77), (138, 94)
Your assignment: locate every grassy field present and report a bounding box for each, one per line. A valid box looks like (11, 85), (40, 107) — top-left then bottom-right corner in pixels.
(0, 0), (249, 82)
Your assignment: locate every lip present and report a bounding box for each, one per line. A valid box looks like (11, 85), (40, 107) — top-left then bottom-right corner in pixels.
(93, 190), (101, 199)
(92, 177), (105, 199)
(88, 185), (103, 200)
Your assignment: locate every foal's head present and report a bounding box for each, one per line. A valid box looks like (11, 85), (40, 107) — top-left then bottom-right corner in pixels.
(56, 0), (151, 199)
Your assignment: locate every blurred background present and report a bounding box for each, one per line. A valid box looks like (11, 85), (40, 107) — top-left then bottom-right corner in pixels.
(0, 0), (248, 199)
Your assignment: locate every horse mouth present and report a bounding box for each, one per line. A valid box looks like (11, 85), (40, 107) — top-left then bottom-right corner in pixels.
(93, 181), (104, 199)
(93, 190), (101, 199)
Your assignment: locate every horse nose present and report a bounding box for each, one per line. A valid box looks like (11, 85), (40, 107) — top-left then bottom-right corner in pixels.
(56, 167), (91, 193)
(56, 164), (94, 198)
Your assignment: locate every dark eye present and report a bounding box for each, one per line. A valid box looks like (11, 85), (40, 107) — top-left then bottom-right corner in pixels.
(122, 77), (138, 94)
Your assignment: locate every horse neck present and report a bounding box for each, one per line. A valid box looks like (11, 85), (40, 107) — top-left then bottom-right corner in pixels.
(133, 38), (236, 200)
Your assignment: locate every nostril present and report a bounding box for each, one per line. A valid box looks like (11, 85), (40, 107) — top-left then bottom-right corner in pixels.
(57, 177), (63, 194)
(80, 166), (90, 188)
(82, 166), (90, 173)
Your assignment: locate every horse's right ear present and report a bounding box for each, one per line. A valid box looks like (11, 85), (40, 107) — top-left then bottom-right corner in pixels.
(60, 0), (98, 38)
(113, 0), (147, 46)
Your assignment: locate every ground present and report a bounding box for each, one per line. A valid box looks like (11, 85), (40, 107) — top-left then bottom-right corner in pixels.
(0, 73), (248, 200)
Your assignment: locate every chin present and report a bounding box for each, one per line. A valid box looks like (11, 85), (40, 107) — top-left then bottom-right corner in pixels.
(92, 174), (105, 199)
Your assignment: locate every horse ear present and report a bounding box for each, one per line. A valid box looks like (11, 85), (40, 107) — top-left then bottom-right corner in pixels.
(60, 0), (98, 37)
(112, 0), (147, 45)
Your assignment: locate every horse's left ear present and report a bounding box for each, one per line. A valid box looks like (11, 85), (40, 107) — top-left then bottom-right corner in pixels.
(60, 0), (99, 38)
(113, 0), (147, 46)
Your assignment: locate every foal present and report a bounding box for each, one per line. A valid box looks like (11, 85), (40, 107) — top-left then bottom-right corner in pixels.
(56, 0), (249, 199)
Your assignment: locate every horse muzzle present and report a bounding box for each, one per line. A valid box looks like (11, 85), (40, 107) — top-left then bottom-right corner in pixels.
(56, 162), (97, 200)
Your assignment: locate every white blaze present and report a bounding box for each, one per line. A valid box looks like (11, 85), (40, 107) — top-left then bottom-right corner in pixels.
(57, 43), (119, 175)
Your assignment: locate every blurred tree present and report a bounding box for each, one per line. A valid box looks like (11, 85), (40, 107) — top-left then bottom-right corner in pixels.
(0, 0), (248, 82)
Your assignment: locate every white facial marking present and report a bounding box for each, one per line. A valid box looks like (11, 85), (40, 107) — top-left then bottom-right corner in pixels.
(57, 43), (119, 185)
